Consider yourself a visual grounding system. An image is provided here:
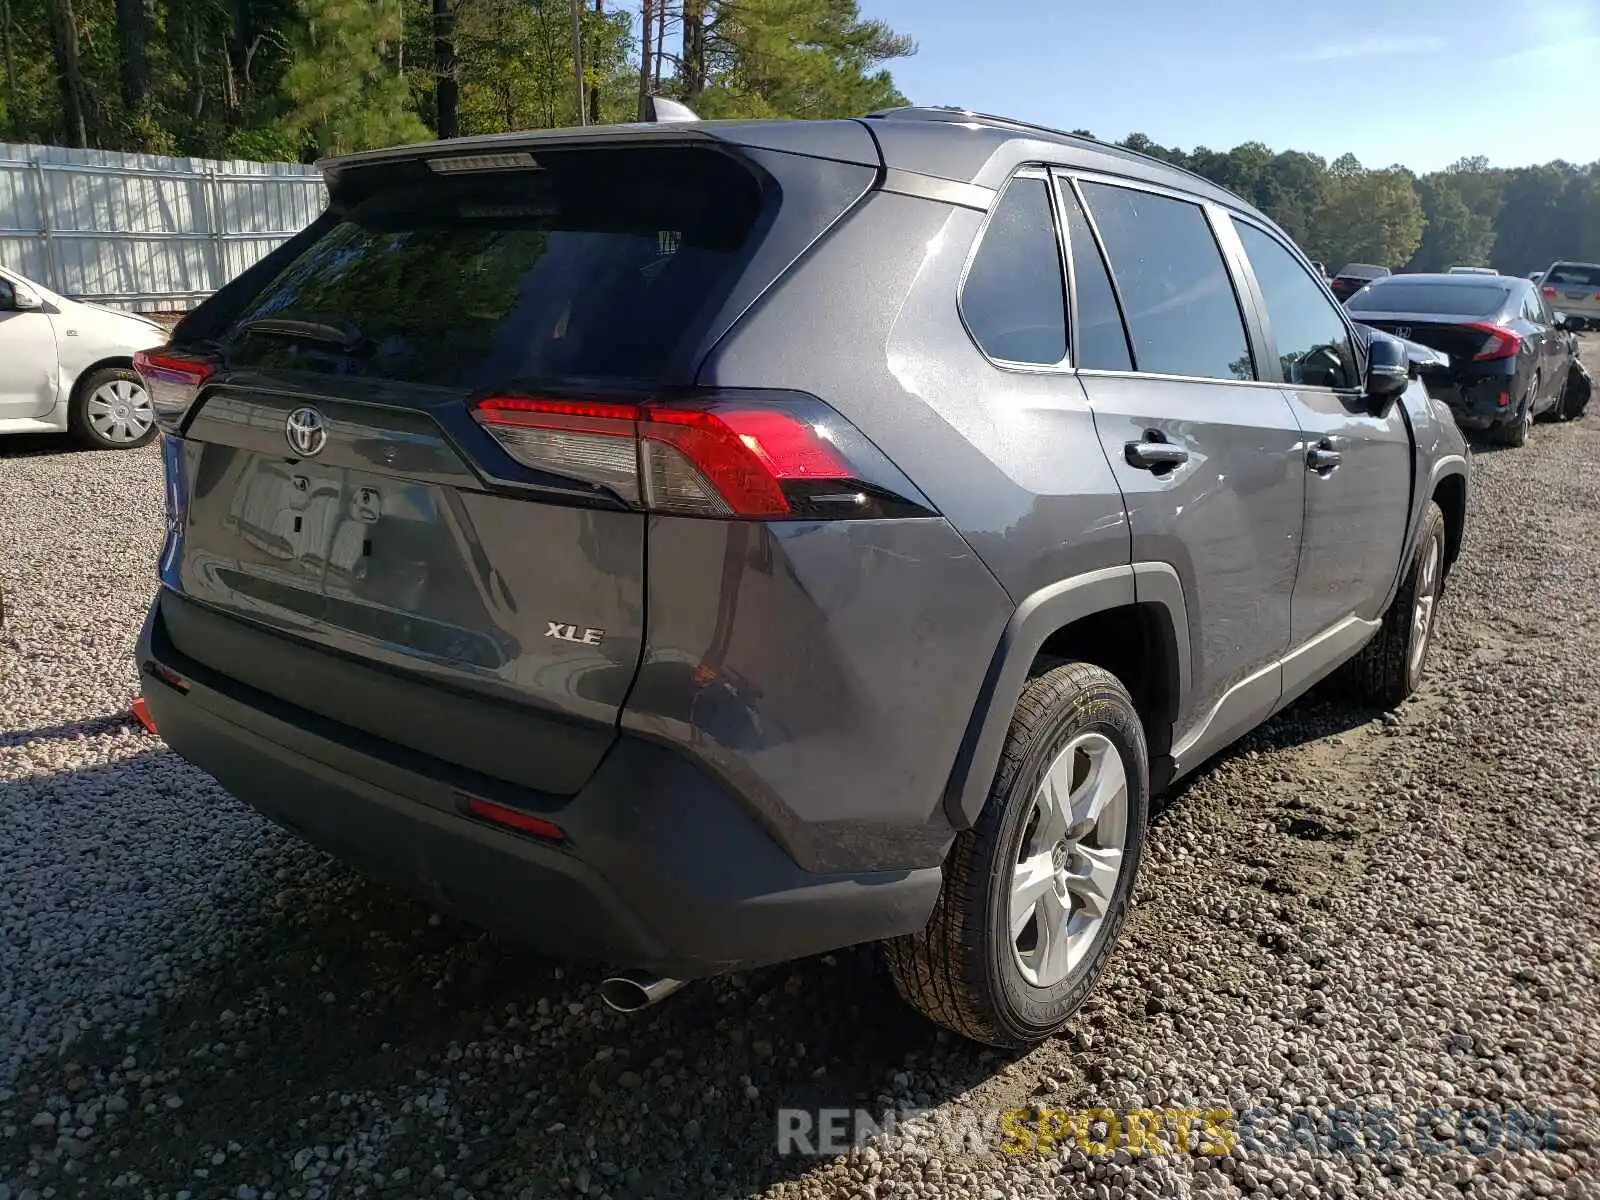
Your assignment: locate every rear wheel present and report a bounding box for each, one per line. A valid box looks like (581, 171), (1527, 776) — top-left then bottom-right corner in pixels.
(885, 662), (1147, 1048)
(1342, 501), (1447, 709)
(69, 366), (156, 450)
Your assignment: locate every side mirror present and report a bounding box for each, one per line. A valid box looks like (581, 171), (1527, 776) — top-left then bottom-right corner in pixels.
(1365, 333), (1410, 410)
(0, 278), (43, 311)
(1553, 311), (1569, 330)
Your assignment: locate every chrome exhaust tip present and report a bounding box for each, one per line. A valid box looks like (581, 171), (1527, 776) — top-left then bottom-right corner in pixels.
(599, 971), (687, 1013)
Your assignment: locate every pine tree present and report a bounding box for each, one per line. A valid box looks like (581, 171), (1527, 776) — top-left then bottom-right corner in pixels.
(280, 0), (429, 157)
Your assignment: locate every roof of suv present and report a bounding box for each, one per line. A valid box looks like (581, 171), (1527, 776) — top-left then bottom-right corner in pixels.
(318, 105), (1272, 225)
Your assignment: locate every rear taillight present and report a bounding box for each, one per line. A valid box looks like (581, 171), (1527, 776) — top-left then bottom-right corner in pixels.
(471, 392), (934, 521)
(134, 348), (216, 428)
(1466, 323), (1522, 361)
(1542, 286), (1557, 298)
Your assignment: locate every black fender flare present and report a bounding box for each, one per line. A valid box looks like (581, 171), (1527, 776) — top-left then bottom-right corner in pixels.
(940, 562), (1191, 830)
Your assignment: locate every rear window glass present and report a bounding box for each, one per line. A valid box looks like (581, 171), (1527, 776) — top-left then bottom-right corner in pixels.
(1546, 263), (1600, 288)
(1347, 282), (1508, 316)
(221, 148), (766, 387)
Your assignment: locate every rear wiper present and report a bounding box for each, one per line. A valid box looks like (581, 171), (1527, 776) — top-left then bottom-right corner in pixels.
(236, 316), (363, 349)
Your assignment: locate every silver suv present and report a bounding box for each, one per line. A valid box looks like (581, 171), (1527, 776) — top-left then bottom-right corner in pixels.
(136, 106), (1470, 1048)
(1540, 261), (1600, 330)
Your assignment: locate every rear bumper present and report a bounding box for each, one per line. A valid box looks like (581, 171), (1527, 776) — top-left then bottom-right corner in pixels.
(137, 595), (942, 978)
(1424, 371), (1518, 431)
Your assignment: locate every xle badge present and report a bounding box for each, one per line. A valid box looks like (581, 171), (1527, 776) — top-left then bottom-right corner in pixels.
(545, 622), (604, 646)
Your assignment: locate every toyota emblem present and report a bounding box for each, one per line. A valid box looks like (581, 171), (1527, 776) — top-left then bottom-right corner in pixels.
(285, 407), (327, 457)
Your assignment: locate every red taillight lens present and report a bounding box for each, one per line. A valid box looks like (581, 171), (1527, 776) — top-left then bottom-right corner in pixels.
(1465, 322), (1521, 361)
(134, 348), (216, 425)
(471, 393), (927, 521)
(458, 794), (567, 842)
(1542, 286), (1557, 298)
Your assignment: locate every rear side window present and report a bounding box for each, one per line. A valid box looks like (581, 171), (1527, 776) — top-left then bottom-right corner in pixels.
(220, 147), (767, 388)
(1232, 220), (1358, 389)
(961, 176), (1067, 365)
(1060, 185), (1132, 371)
(1078, 182), (1254, 382)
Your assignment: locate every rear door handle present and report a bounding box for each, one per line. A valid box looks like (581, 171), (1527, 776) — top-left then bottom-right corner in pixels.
(1306, 445), (1343, 471)
(1124, 437), (1190, 471)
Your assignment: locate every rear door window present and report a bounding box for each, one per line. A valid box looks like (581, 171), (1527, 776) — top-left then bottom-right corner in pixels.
(221, 147), (767, 388)
(960, 175), (1068, 366)
(1077, 181), (1255, 382)
(1060, 185), (1133, 371)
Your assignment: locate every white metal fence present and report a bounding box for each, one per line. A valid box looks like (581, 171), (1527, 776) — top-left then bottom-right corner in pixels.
(0, 143), (326, 312)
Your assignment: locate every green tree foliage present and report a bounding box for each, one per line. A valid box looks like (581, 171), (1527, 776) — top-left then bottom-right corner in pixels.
(0, 0), (913, 159)
(1311, 170), (1426, 268)
(282, 0), (429, 158)
(1113, 132), (1596, 276)
(0, 2), (1595, 274)
(1411, 176), (1496, 272)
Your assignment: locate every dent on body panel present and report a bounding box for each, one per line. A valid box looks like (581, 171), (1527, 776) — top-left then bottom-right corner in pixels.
(625, 514), (1012, 873)
(1092, 384), (1303, 730)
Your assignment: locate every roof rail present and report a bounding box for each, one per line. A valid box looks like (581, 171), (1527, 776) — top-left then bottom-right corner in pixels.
(864, 106), (1227, 196)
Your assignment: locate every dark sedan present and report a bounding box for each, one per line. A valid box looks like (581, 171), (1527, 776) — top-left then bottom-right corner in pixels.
(1347, 273), (1578, 447)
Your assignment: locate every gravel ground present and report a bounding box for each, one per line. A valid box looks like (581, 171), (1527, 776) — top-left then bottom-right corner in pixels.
(2, 341), (1598, 1200)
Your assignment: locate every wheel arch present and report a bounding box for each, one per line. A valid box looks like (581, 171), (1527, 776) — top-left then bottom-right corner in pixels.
(1431, 465), (1468, 573)
(942, 564), (1189, 830)
(69, 355), (138, 409)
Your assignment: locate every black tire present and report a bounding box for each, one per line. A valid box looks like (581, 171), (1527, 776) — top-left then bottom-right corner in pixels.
(1560, 363), (1591, 421)
(1341, 501), (1448, 709)
(885, 662), (1148, 1048)
(1493, 374), (1536, 447)
(68, 366), (158, 450)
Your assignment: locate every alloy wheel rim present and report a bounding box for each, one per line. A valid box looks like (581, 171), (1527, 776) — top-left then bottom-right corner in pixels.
(1009, 731), (1128, 988)
(1410, 534), (1443, 676)
(86, 379), (154, 444)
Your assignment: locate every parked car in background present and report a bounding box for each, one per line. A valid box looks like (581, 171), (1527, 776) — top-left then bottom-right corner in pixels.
(0, 264), (167, 448)
(1348, 272), (1579, 445)
(1330, 263), (1391, 303)
(1448, 266), (1498, 276)
(135, 105), (1470, 1049)
(1539, 261), (1600, 330)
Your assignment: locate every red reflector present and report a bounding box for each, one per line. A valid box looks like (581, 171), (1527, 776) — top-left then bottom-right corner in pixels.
(1542, 286), (1557, 297)
(1497, 391), (1511, 407)
(144, 660), (189, 693)
(1465, 322), (1521, 361)
(461, 795), (567, 842)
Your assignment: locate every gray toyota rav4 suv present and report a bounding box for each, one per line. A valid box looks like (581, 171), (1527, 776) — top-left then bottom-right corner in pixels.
(136, 106), (1470, 1048)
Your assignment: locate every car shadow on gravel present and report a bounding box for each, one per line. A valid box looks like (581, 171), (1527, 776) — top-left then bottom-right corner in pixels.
(4, 686), (1394, 1199)
(0, 433), (87, 459)
(2, 756), (1007, 1198)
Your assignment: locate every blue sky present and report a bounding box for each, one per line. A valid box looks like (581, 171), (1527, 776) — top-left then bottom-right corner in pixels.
(860, 0), (1600, 172)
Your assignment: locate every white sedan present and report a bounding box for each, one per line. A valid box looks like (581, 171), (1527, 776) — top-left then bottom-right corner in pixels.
(0, 264), (168, 449)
